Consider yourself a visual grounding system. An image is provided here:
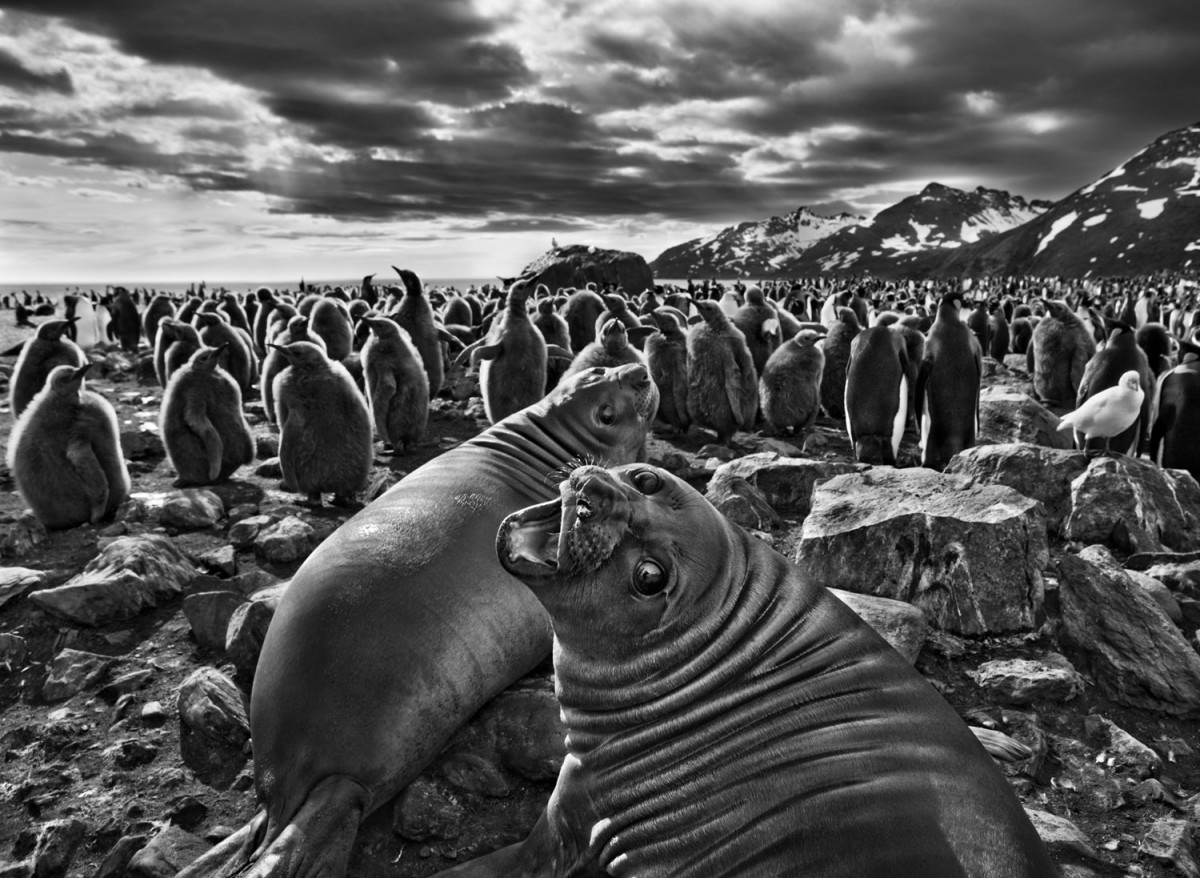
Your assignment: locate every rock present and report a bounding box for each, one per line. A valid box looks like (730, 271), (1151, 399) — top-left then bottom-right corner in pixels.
(1127, 570), (1183, 624)
(707, 453), (866, 519)
(176, 667), (250, 788)
(26, 818), (87, 878)
(520, 243), (653, 296)
(160, 490), (224, 530)
(442, 360), (479, 401)
(1022, 808), (1100, 864)
(1057, 546), (1200, 714)
(206, 480), (265, 511)
(705, 475), (779, 531)
(795, 468), (1048, 634)
(945, 444), (1089, 532)
(41, 649), (112, 703)
(977, 387), (1076, 449)
(1140, 560), (1200, 598)
(254, 434), (279, 459)
(254, 457), (282, 479)
(829, 588), (928, 663)
(1083, 714), (1162, 779)
(194, 545), (236, 577)
(253, 516), (315, 564)
(0, 566), (48, 610)
(393, 778), (465, 841)
(232, 570), (284, 598)
(1063, 456), (1200, 554)
(482, 688), (566, 782)
(115, 492), (172, 524)
(440, 752), (510, 798)
(97, 668), (153, 702)
(182, 591), (248, 652)
(27, 534), (198, 626)
(142, 701), (167, 722)
(0, 513), (47, 559)
(165, 795), (208, 831)
(126, 825), (212, 878)
(1140, 817), (1199, 878)
(120, 426), (165, 460)
(365, 470), (400, 503)
(1166, 468), (1200, 531)
(969, 654), (1084, 706)
(0, 633), (28, 668)
(227, 514), (272, 550)
(225, 592), (282, 680)
(93, 834), (148, 878)
(110, 738), (159, 768)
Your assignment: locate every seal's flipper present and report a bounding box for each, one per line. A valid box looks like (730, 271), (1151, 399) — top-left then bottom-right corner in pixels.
(433, 812), (564, 878)
(177, 777), (368, 878)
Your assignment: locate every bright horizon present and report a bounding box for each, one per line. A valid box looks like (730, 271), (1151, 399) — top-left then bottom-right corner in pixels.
(2, 0), (1199, 284)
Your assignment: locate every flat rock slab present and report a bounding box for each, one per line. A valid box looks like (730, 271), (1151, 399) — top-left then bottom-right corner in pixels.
(978, 387), (1076, 450)
(946, 443), (1090, 532)
(795, 467), (1048, 634)
(708, 453), (866, 519)
(41, 649), (113, 703)
(27, 534), (198, 627)
(970, 653), (1084, 706)
(1058, 546), (1200, 715)
(0, 567), (47, 610)
(1063, 456), (1200, 554)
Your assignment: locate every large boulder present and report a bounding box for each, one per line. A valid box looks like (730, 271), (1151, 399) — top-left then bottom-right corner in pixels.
(829, 588), (928, 663)
(520, 244), (653, 294)
(977, 387), (1075, 449)
(945, 444), (1089, 532)
(1057, 546), (1200, 714)
(27, 535), (198, 626)
(795, 468), (1048, 635)
(1063, 456), (1200, 554)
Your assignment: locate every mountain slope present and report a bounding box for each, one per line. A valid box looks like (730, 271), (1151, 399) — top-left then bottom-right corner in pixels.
(649, 207), (862, 277)
(936, 122), (1200, 277)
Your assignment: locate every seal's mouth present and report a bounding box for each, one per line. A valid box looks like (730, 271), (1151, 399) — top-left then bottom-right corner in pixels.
(498, 467), (631, 584)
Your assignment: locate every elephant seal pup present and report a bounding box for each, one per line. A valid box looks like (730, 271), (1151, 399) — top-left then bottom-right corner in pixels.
(178, 364), (657, 878)
(461, 463), (1057, 878)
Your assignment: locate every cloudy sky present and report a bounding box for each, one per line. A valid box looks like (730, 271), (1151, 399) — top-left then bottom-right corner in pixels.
(0, 0), (1198, 283)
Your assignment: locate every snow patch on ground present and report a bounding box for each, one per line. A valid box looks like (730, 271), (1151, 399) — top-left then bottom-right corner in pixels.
(1080, 165), (1125, 195)
(1083, 214), (1107, 227)
(1036, 211), (1079, 255)
(1137, 198), (1168, 219)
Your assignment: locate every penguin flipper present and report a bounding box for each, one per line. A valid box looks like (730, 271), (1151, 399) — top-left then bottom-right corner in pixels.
(436, 326), (466, 353)
(66, 437), (110, 523)
(452, 337), (486, 369)
(914, 357), (932, 429)
(184, 398), (224, 481)
(471, 341), (503, 369)
(546, 344), (574, 364)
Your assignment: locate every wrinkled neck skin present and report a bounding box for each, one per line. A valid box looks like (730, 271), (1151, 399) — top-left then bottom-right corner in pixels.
(551, 525), (814, 749)
(470, 396), (644, 485)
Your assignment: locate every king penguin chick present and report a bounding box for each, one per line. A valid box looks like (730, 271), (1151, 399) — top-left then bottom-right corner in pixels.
(646, 307), (690, 434)
(161, 345), (254, 486)
(759, 328), (825, 439)
(362, 316), (429, 454)
(732, 286), (782, 375)
(1058, 370), (1144, 455)
(7, 363), (130, 528)
(819, 307), (861, 419)
(10, 319), (86, 418)
(686, 299), (758, 444)
(271, 341), (373, 506)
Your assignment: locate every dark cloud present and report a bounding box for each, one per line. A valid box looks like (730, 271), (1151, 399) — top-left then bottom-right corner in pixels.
(0, 46), (73, 94)
(125, 98), (244, 121)
(449, 217), (598, 233)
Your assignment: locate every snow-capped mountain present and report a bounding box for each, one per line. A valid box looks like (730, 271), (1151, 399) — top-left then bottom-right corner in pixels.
(793, 184), (1052, 276)
(649, 207), (863, 277)
(936, 121), (1200, 277)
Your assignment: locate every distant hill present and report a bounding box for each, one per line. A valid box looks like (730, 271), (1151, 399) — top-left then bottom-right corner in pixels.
(791, 184), (1052, 277)
(935, 121), (1200, 277)
(649, 207), (863, 278)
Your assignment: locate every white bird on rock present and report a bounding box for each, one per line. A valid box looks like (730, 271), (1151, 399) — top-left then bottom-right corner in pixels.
(1057, 369), (1145, 454)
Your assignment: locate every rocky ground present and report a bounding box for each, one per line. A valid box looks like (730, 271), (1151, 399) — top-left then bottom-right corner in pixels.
(0, 343), (1198, 878)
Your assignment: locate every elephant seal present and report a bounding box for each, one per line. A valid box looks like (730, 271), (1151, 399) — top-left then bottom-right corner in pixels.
(179, 364), (657, 878)
(449, 463), (1057, 878)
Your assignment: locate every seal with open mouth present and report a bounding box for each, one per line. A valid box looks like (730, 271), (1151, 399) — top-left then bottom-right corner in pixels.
(180, 365), (657, 878)
(439, 463), (1058, 877)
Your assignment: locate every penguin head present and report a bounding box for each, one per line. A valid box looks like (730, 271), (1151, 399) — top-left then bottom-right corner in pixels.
(745, 286), (765, 306)
(192, 344), (231, 371)
(365, 316), (403, 340)
(1104, 317), (1135, 339)
(1119, 370), (1142, 393)
(794, 329), (826, 347)
(600, 318), (629, 353)
(268, 340), (329, 369)
(649, 307), (685, 336)
(537, 299), (556, 315)
(194, 310), (227, 328)
(837, 307), (860, 329)
(602, 293), (627, 312)
(392, 267), (424, 297)
(47, 362), (90, 393)
(693, 299), (727, 326)
(35, 319), (73, 341)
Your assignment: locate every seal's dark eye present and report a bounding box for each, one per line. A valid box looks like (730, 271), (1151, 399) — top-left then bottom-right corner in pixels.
(597, 403), (616, 425)
(632, 559), (667, 596)
(631, 469), (661, 494)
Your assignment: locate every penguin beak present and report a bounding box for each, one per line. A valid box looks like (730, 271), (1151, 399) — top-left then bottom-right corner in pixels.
(72, 363), (92, 382)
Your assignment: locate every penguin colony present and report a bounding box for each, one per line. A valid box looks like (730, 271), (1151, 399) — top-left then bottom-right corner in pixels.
(5, 271), (1198, 532)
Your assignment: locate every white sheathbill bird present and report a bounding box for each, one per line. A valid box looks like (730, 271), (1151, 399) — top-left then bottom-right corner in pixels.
(1057, 369), (1145, 454)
